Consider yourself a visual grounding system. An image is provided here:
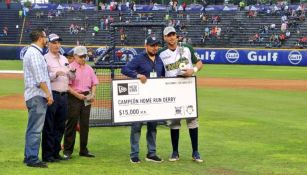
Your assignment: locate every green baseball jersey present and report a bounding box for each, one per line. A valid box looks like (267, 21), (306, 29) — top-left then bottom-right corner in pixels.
(158, 44), (200, 77)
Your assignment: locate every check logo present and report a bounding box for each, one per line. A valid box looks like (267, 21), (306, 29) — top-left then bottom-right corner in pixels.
(118, 86), (127, 93)
(118, 83), (128, 95)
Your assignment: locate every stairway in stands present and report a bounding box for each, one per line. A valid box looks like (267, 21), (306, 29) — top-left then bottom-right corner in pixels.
(0, 8), (22, 44)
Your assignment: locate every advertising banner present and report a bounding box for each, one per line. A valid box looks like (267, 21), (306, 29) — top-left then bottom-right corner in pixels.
(196, 49), (307, 66)
(112, 77), (198, 123)
(10, 46), (307, 66)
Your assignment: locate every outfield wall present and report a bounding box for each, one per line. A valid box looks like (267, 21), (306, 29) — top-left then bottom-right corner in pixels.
(1, 45), (306, 66)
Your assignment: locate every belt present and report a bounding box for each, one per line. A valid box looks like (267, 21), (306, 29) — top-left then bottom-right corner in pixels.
(52, 91), (67, 96)
(80, 91), (90, 95)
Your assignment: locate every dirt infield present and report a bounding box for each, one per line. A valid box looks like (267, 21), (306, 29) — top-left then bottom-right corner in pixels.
(0, 73), (23, 79)
(1, 73), (307, 110)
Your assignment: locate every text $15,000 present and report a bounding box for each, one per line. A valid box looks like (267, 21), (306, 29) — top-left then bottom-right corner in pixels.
(119, 109), (140, 116)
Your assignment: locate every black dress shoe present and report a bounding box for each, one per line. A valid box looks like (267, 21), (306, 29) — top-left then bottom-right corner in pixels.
(79, 152), (95, 158)
(26, 161), (48, 168)
(43, 157), (60, 163)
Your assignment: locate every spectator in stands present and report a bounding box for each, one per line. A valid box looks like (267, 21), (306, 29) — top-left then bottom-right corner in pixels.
(186, 14), (190, 24)
(182, 2), (187, 11)
(287, 20), (294, 29)
(280, 22), (287, 33)
(63, 46), (98, 160)
(200, 13), (209, 24)
(298, 36), (307, 47)
(175, 20), (181, 31)
(264, 25), (269, 34)
(281, 15), (287, 23)
(104, 17), (109, 30)
(266, 8), (272, 15)
(299, 11), (305, 22)
(178, 11), (184, 18)
(216, 27), (222, 39)
(5, 0), (10, 9)
(99, 2), (105, 11)
(201, 32), (206, 43)
(93, 26), (99, 36)
(69, 23), (74, 35)
(211, 26), (218, 39)
(48, 11), (53, 20)
(201, 0), (207, 12)
(119, 11), (123, 22)
(285, 30), (291, 38)
(100, 16), (105, 30)
(279, 33), (286, 44)
(270, 23), (276, 31)
(296, 25), (301, 34)
(19, 9), (23, 18)
(3, 26), (8, 36)
(120, 32), (127, 46)
(55, 10), (62, 18)
(239, 0), (245, 11)
(187, 37), (192, 44)
(36, 11), (42, 19)
(109, 15), (114, 24)
(247, 10), (257, 18)
(249, 33), (260, 45)
(212, 15), (221, 24)
(225, 24), (232, 34)
(23, 6), (29, 17)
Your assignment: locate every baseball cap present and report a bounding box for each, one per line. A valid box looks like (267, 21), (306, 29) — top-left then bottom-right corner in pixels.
(48, 33), (63, 42)
(73, 46), (88, 56)
(145, 36), (160, 46)
(63, 48), (74, 57)
(163, 26), (176, 36)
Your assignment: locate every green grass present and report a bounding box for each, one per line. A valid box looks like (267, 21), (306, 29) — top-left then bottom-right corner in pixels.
(0, 60), (22, 70)
(197, 64), (307, 80)
(1, 87), (307, 174)
(1, 62), (307, 174)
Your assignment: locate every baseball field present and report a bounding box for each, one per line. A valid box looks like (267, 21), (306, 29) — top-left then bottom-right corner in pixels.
(0, 60), (307, 175)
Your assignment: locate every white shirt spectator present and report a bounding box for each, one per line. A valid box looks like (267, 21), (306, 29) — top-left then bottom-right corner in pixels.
(281, 22), (287, 32)
(286, 31), (291, 37)
(281, 15), (287, 22)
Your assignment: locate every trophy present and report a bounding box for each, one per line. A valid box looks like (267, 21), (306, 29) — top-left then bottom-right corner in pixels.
(178, 42), (187, 74)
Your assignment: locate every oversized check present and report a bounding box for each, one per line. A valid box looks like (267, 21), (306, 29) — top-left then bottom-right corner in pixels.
(112, 77), (198, 123)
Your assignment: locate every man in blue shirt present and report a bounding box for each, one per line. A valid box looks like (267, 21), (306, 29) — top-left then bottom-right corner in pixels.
(121, 36), (165, 163)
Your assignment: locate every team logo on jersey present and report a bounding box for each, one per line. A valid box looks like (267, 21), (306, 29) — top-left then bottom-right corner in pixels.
(165, 58), (189, 71)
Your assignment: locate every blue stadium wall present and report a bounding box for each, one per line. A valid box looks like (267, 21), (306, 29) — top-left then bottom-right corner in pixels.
(1, 45), (307, 66)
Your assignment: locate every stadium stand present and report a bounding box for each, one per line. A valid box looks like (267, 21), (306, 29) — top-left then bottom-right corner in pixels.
(0, 8), (22, 44)
(1, 3), (307, 48)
